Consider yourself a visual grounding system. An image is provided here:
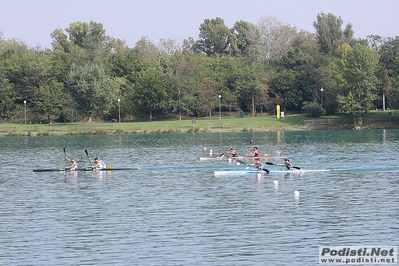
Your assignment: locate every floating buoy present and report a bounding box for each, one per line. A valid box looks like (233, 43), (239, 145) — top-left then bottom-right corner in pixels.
(294, 190), (299, 196)
(273, 180), (278, 185)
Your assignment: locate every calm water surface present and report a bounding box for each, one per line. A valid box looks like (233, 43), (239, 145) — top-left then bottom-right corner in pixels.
(0, 130), (398, 265)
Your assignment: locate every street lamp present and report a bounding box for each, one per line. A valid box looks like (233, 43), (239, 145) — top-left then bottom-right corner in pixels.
(320, 88), (323, 107)
(118, 99), (121, 123)
(24, 100), (26, 124)
(218, 95), (221, 120)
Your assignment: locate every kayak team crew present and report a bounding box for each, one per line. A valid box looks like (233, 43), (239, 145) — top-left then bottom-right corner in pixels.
(65, 157), (77, 170)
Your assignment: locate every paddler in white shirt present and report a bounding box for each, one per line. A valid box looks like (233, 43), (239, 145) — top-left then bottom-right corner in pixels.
(65, 157), (77, 170)
(90, 157), (103, 170)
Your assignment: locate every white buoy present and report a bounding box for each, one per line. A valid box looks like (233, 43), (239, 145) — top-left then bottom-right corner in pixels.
(294, 190), (299, 196)
(273, 180), (278, 185)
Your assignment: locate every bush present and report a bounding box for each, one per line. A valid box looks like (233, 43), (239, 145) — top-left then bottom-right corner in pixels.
(303, 102), (326, 118)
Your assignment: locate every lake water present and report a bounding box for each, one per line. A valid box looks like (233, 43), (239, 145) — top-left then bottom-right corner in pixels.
(0, 130), (398, 265)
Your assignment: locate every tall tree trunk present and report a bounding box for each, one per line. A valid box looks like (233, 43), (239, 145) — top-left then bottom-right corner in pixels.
(252, 92), (255, 117)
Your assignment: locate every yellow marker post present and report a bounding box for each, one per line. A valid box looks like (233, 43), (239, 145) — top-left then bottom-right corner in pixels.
(277, 105), (280, 119)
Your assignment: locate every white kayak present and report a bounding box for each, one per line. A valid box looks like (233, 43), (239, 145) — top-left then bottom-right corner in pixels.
(213, 168), (330, 177)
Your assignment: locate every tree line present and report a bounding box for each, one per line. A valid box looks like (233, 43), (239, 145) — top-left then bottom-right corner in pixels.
(1, 13), (399, 126)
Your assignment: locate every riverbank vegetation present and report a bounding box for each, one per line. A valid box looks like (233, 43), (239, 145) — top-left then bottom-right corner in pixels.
(0, 111), (397, 137)
(1, 13), (398, 129)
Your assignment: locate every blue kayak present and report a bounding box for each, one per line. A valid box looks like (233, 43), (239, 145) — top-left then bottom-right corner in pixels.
(213, 168), (330, 177)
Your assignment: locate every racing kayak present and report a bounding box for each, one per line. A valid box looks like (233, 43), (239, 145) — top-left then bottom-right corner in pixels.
(200, 155), (282, 161)
(33, 167), (138, 172)
(213, 168), (330, 177)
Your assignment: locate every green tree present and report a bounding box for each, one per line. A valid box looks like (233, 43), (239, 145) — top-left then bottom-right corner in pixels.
(269, 69), (296, 111)
(313, 12), (353, 54)
(66, 63), (119, 122)
(335, 44), (380, 125)
(194, 77), (217, 118)
(236, 62), (269, 116)
(34, 80), (64, 123)
(51, 21), (117, 66)
(195, 17), (238, 56)
(131, 66), (173, 121)
(0, 78), (18, 119)
(232, 20), (259, 56)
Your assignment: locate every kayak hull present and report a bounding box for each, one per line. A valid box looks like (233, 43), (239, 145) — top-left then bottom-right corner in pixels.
(200, 155), (281, 161)
(33, 167), (138, 172)
(213, 168), (330, 177)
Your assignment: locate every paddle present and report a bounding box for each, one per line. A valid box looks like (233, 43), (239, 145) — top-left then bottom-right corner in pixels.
(237, 159), (269, 173)
(63, 147), (67, 168)
(265, 161), (301, 170)
(85, 149), (91, 164)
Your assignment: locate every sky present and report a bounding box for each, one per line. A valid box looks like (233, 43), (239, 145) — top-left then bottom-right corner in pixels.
(1, 0), (398, 49)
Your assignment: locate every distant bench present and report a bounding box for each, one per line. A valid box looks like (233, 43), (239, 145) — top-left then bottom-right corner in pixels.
(212, 123), (231, 128)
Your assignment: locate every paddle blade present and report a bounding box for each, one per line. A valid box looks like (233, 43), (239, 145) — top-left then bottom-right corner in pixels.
(85, 149), (89, 157)
(262, 168), (270, 174)
(217, 153), (224, 158)
(293, 166), (301, 170)
(237, 159), (247, 165)
(265, 162), (275, 165)
(250, 139), (253, 145)
(63, 147), (66, 154)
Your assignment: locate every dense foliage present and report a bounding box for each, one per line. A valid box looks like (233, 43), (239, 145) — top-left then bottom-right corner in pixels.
(1, 14), (398, 126)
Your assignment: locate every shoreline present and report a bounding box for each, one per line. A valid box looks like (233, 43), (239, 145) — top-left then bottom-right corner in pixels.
(0, 121), (398, 137)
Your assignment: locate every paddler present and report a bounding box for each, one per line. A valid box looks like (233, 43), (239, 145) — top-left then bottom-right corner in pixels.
(250, 146), (259, 158)
(65, 157), (77, 170)
(90, 157), (103, 170)
(226, 147), (237, 158)
(250, 157), (264, 170)
(279, 158), (293, 170)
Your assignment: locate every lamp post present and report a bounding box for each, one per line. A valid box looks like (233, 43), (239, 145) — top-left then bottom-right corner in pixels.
(218, 95), (221, 120)
(118, 99), (121, 123)
(320, 88), (323, 107)
(24, 100), (26, 124)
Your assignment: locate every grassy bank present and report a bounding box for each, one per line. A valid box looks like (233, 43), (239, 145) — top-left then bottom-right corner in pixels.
(0, 111), (397, 137)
